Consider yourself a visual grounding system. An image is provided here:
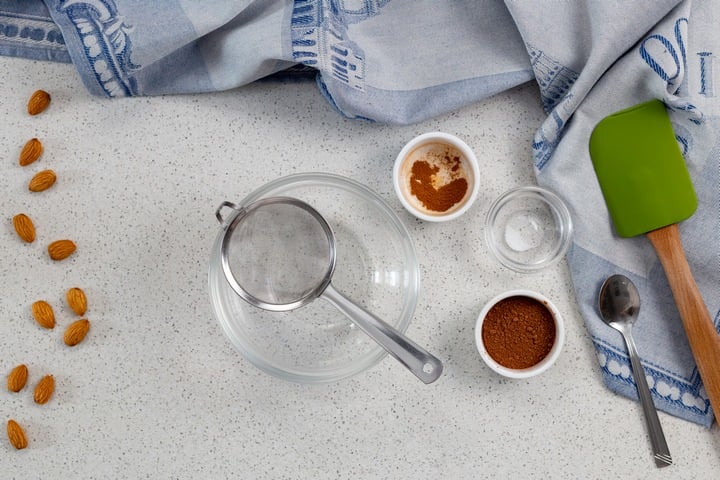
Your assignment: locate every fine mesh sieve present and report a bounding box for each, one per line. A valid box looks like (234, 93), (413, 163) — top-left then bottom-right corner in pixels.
(215, 196), (443, 383)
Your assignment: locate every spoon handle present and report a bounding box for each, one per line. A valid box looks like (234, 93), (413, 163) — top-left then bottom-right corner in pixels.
(621, 328), (672, 467)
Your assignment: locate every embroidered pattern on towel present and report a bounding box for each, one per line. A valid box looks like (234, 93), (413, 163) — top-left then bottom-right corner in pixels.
(58, 0), (139, 97)
(595, 341), (709, 415)
(290, 0), (391, 92)
(527, 45), (579, 171)
(528, 43), (579, 114)
(0, 10), (66, 52)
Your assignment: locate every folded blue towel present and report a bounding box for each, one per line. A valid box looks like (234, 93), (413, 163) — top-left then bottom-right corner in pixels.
(3, 0), (717, 426)
(508, 0), (719, 427)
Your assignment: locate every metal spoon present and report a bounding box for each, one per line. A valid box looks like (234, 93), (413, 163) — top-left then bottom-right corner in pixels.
(598, 274), (672, 468)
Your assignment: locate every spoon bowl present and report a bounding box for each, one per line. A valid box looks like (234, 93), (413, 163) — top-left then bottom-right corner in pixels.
(598, 274), (672, 468)
(599, 274), (641, 329)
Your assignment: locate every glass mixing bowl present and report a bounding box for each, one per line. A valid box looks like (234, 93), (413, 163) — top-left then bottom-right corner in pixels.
(208, 173), (420, 383)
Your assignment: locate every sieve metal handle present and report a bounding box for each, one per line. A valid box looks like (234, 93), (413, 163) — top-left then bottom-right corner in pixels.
(215, 201), (240, 225)
(321, 284), (443, 384)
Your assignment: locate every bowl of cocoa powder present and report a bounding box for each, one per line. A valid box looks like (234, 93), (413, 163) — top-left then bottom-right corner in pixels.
(474, 289), (565, 378)
(393, 132), (480, 222)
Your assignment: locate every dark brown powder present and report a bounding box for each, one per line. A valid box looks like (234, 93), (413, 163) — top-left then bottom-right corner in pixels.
(481, 296), (556, 369)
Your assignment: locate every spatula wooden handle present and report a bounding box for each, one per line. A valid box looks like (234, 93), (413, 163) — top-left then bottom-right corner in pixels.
(647, 223), (720, 417)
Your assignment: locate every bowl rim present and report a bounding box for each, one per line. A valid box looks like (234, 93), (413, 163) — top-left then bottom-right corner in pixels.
(393, 131), (480, 222)
(209, 172), (421, 383)
(484, 185), (573, 273)
(474, 289), (565, 379)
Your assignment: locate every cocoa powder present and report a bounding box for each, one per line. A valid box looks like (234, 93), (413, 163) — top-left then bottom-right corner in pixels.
(481, 295), (556, 369)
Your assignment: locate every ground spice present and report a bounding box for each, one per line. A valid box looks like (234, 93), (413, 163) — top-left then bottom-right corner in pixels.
(408, 147), (468, 212)
(481, 296), (556, 369)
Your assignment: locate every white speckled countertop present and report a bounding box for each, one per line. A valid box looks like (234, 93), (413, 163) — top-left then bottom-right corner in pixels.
(1, 56), (718, 479)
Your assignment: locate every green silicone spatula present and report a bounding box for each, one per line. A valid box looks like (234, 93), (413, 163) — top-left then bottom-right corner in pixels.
(590, 99), (720, 418)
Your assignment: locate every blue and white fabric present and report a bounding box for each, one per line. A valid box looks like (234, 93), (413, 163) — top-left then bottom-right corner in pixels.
(2, 0), (718, 427)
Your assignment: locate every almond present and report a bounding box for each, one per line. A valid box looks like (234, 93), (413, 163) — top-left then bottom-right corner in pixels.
(64, 318), (90, 346)
(66, 287), (87, 316)
(27, 89), (51, 115)
(12, 213), (36, 243)
(19, 138), (43, 166)
(31, 300), (55, 329)
(28, 169), (56, 192)
(48, 239), (76, 261)
(33, 374), (54, 405)
(7, 364), (28, 393)
(6, 419), (28, 450)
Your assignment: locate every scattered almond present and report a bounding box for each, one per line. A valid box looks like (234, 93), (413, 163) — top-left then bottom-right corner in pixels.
(27, 89), (51, 115)
(48, 239), (76, 261)
(7, 364), (29, 393)
(31, 300), (55, 329)
(33, 375), (54, 405)
(6, 419), (28, 450)
(19, 138), (43, 166)
(28, 169), (57, 192)
(64, 318), (90, 346)
(66, 287), (87, 316)
(12, 213), (36, 243)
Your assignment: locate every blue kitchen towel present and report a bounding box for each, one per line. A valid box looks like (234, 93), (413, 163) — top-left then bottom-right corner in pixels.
(507, 0), (720, 427)
(2, 0), (718, 427)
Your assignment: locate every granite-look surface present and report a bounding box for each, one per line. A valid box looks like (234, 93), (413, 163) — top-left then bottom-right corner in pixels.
(1, 56), (718, 479)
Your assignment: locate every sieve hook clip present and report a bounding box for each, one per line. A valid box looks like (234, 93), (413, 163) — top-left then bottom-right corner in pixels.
(215, 201), (242, 225)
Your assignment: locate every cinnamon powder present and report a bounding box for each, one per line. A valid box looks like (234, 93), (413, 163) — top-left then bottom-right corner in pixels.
(408, 146), (468, 212)
(481, 296), (556, 369)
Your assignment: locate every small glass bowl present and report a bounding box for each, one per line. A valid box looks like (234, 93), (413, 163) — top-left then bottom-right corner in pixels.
(484, 186), (573, 272)
(474, 289), (565, 379)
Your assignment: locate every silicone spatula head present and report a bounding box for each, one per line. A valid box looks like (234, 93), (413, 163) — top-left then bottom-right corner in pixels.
(589, 99), (697, 238)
